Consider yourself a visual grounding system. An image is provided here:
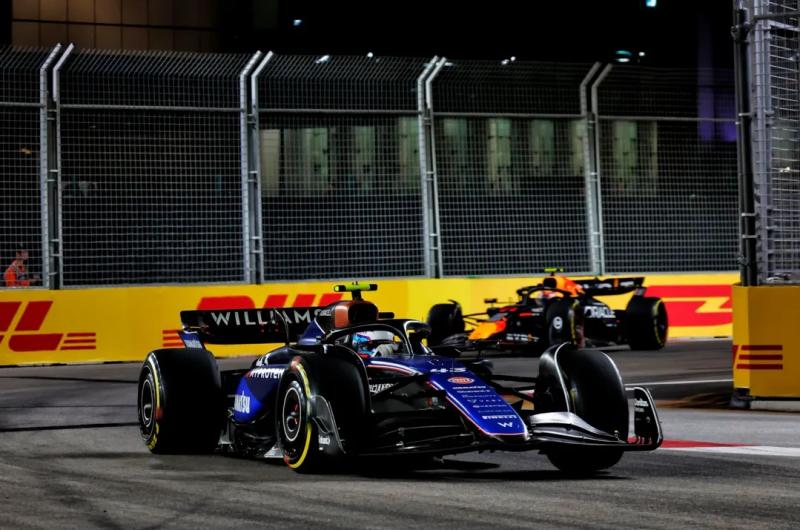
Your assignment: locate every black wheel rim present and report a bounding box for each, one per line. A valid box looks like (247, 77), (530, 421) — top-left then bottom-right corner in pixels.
(281, 384), (303, 444)
(139, 375), (154, 432)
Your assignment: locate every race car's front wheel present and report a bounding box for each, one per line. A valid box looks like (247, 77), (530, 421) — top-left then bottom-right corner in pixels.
(276, 354), (367, 473)
(277, 373), (320, 472)
(538, 345), (627, 474)
(138, 348), (223, 454)
(427, 302), (465, 347)
(624, 296), (668, 350)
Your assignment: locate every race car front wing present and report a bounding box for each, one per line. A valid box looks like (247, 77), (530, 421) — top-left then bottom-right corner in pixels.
(527, 387), (662, 450)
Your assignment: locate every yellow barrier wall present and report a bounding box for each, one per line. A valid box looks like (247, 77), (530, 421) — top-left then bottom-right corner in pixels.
(0, 273), (737, 366)
(733, 285), (800, 398)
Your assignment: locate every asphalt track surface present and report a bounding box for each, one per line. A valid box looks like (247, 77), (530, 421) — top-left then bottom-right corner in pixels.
(1, 339), (799, 529)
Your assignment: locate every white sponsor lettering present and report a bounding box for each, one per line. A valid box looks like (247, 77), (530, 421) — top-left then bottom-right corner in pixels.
(211, 312), (230, 326)
(634, 398), (649, 408)
(430, 367), (467, 373)
(318, 435), (331, 446)
(247, 367), (284, 380)
(481, 414), (518, 419)
(498, 421), (514, 428)
(234, 393), (250, 414)
(584, 305), (616, 319)
(293, 309), (312, 324)
(369, 383), (395, 394)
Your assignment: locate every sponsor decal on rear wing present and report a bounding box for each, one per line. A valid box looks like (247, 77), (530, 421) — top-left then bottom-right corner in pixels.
(576, 277), (646, 297)
(180, 307), (322, 344)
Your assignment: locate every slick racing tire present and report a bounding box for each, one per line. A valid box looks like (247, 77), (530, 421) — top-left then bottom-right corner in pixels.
(538, 345), (628, 474)
(138, 348), (223, 454)
(545, 299), (584, 348)
(276, 355), (367, 473)
(426, 302), (465, 347)
(624, 296), (668, 350)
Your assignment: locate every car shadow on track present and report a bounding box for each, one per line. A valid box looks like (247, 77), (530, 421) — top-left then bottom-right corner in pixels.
(348, 457), (628, 482)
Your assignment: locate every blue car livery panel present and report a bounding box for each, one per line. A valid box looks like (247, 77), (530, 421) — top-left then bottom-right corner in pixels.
(366, 357), (527, 437)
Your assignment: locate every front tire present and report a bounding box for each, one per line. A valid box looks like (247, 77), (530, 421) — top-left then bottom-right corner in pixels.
(427, 302), (465, 346)
(276, 354), (367, 473)
(138, 348), (223, 454)
(277, 371), (320, 472)
(538, 345), (628, 474)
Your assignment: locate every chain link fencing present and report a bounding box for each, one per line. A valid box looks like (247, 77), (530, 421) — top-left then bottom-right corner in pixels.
(256, 55), (429, 280)
(0, 47), (59, 286)
(56, 49), (252, 286)
(0, 45), (741, 287)
(431, 61), (596, 276)
(595, 65), (739, 273)
(749, 0), (800, 283)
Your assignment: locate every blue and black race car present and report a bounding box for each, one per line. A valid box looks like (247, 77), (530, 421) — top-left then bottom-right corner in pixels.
(137, 283), (662, 474)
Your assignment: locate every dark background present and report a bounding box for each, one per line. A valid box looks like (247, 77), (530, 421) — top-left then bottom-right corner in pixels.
(219, 0), (734, 67)
(1, 0), (734, 68)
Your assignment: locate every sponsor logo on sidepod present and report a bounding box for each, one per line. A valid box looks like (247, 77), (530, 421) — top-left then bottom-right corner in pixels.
(448, 377), (475, 385)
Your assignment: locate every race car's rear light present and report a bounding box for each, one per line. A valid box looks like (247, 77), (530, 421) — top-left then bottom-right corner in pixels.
(518, 312), (534, 317)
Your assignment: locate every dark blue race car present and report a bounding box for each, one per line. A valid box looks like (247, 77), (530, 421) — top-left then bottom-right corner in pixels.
(137, 283), (662, 474)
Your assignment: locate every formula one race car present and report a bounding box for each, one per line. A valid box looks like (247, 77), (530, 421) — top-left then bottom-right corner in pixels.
(427, 271), (668, 354)
(136, 283), (662, 474)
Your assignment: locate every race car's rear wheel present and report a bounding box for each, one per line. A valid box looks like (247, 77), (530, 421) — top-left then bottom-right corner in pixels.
(625, 296), (668, 350)
(138, 348), (223, 454)
(545, 299), (584, 348)
(539, 345), (628, 474)
(427, 302), (465, 346)
(277, 354), (367, 473)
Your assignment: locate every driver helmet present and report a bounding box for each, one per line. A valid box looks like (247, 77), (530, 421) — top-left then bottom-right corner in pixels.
(353, 330), (396, 357)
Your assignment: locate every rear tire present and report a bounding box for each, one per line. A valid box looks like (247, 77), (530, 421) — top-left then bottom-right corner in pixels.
(539, 345), (628, 474)
(427, 303), (465, 346)
(138, 348), (223, 454)
(625, 297), (668, 350)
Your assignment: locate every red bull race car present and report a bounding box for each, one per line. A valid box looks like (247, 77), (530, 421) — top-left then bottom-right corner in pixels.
(136, 283), (662, 475)
(427, 271), (668, 354)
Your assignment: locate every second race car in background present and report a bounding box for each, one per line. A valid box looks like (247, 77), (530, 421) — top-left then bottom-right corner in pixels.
(427, 271), (668, 354)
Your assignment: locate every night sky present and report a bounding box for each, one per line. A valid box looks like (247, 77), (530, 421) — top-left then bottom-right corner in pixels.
(222, 0), (735, 68)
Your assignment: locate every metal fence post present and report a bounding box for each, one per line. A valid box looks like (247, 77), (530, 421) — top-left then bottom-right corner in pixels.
(239, 52), (263, 284)
(424, 57), (447, 278)
(248, 51), (274, 284)
(733, 5), (758, 286)
(579, 62), (603, 276)
(416, 57), (438, 278)
(50, 43), (75, 290)
(38, 44), (63, 289)
(589, 64), (613, 276)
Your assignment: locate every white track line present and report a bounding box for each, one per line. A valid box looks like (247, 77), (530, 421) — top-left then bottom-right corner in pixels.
(663, 445), (800, 458)
(625, 378), (732, 388)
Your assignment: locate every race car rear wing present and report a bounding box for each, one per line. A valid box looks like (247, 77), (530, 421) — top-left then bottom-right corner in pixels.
(575, 277), (645, 297)
(180, 307), (321, 344)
